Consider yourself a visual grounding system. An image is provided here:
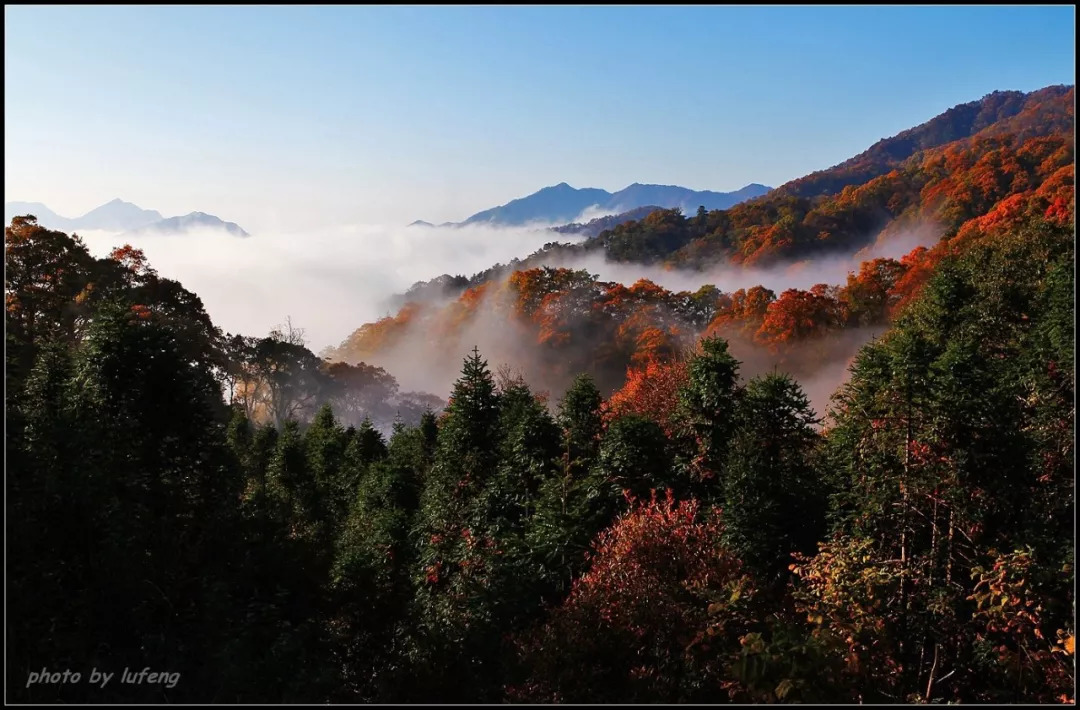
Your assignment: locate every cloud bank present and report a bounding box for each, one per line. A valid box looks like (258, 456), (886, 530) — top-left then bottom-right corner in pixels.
(76, 223), (586, 353)
(76, 218), (939, 420)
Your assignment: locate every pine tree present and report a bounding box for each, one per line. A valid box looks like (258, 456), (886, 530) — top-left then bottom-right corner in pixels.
(807, 217), (1076, 703)
(330, 450), (415, 701)
(17, 302), (243, 702)
(266, 419), (323, 541)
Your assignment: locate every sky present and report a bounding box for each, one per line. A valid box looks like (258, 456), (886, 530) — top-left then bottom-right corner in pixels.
(4, 5), (1076, 232)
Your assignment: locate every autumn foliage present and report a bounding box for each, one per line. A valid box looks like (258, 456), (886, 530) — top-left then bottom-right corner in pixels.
(509, 490), (745, 703)
(606, 357), (688, 437)
(6, 83), (1074, 704)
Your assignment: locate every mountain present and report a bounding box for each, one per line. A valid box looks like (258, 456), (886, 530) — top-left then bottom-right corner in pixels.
(4, 202), (73, 230)
(72, 198), (162, 231)
(775, 85), (1074, 199)
(604, 182), (772, 214)
(436, 181), (773, 227)
(462, 183), (613, 226)
(550, 205), (665, 238)
(366, 83), (1074, 327)
(560, 84), (1074, 268)
(331, 84), (1074, 402)
(391, 205), (672, 307)
(4, 199), (248, 236)
(125, 212), (250, 237)
(5, 198), (161, 232)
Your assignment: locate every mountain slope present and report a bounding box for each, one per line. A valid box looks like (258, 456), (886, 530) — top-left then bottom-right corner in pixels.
(331, 84), (1074, 388)
(549, 84), (1075, 268)
(775, 85), (1073, 199)
(374, 85), (1073, 325)
(4, 202), (72, 230)
(550, 205), (665, 238)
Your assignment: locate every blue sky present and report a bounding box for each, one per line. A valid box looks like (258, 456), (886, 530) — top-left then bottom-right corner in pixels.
(4, 5), (1075, 231)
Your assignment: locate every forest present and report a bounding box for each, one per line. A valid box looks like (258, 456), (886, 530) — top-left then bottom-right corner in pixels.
(5, 84), (1075, 704)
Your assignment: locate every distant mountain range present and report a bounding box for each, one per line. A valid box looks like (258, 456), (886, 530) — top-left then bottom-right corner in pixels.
(415, 182), (772, 228)
(4, 198), (249, 237)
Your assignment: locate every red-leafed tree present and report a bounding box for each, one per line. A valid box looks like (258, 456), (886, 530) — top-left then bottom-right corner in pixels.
(509, 490), (747, 703)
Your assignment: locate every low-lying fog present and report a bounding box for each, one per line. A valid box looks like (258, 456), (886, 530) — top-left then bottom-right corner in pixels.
(76, 218), (938, 419)
(77, 222), (584, 352)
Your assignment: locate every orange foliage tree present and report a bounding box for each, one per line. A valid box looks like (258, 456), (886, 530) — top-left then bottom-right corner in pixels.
(755, 285), (844, 348)
(839, 257), (907, 327)
(606, 357), (689, 438)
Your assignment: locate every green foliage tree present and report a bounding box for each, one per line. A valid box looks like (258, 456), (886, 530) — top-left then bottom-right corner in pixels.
(598, 414), (675, 496)
(524, 373), (616, 599)
(556, 373), (604, 478)
(721, 373), (825, 583)
(677, 336), (742, 491)
(812, 217), (1075, 702)
(407, 347), (504, 700)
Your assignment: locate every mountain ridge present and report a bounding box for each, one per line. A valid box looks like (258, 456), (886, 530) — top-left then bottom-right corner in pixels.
(415, 181), (773, 228)
(4, 199), (248, 236)
(774, 84), (1074, 199)
(124, 212), (250, 238)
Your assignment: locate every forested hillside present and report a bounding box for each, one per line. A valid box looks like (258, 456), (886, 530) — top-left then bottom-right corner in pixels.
(330, 86), (1073, 405)
(6, 83), (1075, 704)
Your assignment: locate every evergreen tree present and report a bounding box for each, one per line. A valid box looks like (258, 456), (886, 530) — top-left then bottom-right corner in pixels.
(11, 302), (244, 702)
(721, 373), (824, 584)
(677, 336), (742, 493)
(808, 217), (1075, 702)
(524, 373), (615, 600)
(557, 373), (604, 478)
(598, 414), (676, 497)
(304, 403), (349, 529)
(329, 451), (415, 701)
(408, 347), (504, 701)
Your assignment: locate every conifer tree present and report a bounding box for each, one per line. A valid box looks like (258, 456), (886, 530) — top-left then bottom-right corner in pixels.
(677, 336), (742, 492)
(304, 403), (349, 529)
(721, 373), (824, 583)
(408, 347), (504, 701)
(598, 414), (676, 497)
(557, 373), (604, 478)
